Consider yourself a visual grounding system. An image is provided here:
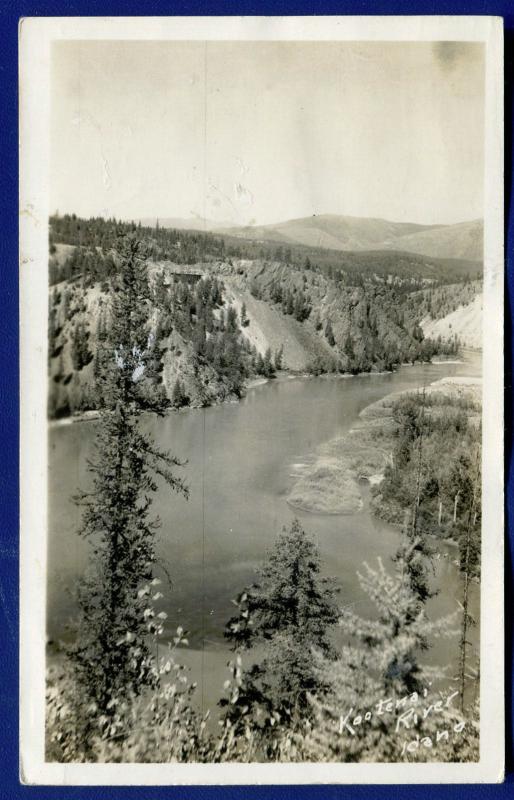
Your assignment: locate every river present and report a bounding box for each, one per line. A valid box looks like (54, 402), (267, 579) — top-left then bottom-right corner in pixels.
(48, 352), (482, 713)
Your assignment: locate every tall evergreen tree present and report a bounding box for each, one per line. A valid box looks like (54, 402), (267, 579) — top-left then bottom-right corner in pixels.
(68, 233), (188, 745)
(172, 377), (187, 409)
(223, 520), (339, 745)
(457, 445), (481, 711)
(71, 322), (92, 371)
(325, 320), (336, 347)
(263, 347), (274, 378)
(392, 388), (435, 607)
(300, 556), (465, 764)
(274, 344), (284, 372)
(48, 304), (58, 363)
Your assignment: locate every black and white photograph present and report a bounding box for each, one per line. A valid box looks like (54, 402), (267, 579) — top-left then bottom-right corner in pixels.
(19, 16), (504, 784)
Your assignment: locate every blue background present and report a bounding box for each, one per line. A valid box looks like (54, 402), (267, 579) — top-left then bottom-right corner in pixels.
(1, 1), (512, 796)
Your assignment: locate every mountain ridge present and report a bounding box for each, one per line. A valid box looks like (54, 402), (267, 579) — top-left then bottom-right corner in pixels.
(219, 214), (483, 262)
(129, 213), (482, 262)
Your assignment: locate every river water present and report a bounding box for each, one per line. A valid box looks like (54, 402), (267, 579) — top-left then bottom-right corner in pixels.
(48, 352), (481, 712)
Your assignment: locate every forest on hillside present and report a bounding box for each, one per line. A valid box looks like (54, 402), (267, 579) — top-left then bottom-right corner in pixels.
(48, 269), (281, 418)
(372, 390), (481, 576)
(50, 213), (481, 284)
(47, 215), (471, 419)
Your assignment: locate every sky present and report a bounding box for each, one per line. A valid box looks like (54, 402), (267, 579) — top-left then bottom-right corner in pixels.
(51, 40), (485, 227)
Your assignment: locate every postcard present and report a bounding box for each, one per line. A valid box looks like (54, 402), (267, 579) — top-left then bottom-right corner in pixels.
(19, 15), (504, 784)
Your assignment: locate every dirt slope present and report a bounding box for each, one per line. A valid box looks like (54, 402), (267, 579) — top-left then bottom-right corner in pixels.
(421, 294), (482, 350)
(224, 281), (334, 371)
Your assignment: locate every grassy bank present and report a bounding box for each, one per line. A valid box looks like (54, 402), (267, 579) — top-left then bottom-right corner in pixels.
(287, 375), (481, 519)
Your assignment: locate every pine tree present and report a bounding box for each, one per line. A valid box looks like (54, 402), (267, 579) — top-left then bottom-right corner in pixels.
(285, 291), (294, 316)
(68, 233), (189, 746)
(225, 305), (238, 333)
(193, 318), (206, 356)
(71, 322), (92, 371)
(325, 320), (336, 347)
(153, 269), (168, 309)
(344, 556), (447, 695)
(255, 352), (265, 375)
(172, 377), (186, 409)
(457, 445), (481, 712)
(344, 332), (354, 360)
(300, 556), (466, 763)
(274, 344), (284, 372)
(96, 309), (108, 343)
(392, 387), (435, 607)
(48, 304), (58, 363)
(223, 520), (339, 736)
(263, 347), (274, 378)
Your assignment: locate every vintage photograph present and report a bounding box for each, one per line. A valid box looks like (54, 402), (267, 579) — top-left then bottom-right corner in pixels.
(20, 16), (504, 783)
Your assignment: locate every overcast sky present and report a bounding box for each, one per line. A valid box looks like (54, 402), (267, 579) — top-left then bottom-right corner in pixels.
(51, 40), (485, 227)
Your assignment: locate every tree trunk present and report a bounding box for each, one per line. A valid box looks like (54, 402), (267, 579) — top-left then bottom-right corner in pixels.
(458, 448), (480, 712)
(453, 492), (460, 524)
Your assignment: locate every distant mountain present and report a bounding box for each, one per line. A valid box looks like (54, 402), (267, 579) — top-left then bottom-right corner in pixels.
(220, 215), (483, 262)
(373, 219), (483, 262)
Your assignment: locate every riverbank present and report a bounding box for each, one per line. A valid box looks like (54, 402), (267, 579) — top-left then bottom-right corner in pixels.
(49, 408), (102, 428)
(287, 373), (482, 517)
(286, 404), (393, 515)
(48, 372), (292, 428)
(48, 352), (474, 429)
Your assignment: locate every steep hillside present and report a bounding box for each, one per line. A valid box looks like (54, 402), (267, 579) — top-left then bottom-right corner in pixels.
(212, 258), (459, 374)
(222, 284), (334, 371)
(421, 294), (482, 350)
(405, 280), (481, 321)
(47, 214), (479, 420)
(48, 248), (466, 420)
(48, 271), (272, 419)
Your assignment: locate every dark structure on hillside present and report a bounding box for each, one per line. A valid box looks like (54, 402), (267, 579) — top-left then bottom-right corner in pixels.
(166, 271), (203, 287)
